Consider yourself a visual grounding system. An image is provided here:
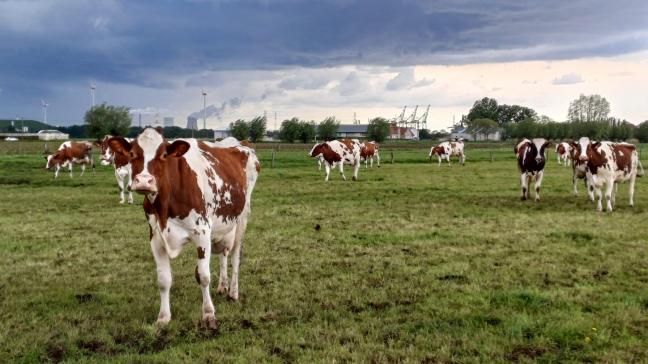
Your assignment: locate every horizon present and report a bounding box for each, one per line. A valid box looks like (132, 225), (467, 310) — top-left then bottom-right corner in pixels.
(1, 1), (647, 130)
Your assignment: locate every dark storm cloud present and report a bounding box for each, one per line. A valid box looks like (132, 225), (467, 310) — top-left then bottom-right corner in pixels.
(0, 0), (646, 120)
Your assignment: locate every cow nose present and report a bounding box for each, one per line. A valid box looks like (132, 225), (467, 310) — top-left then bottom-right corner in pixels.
(579, 155), (588, 161)
(131, 173), (157, 193)
(535, 157), (543, 163)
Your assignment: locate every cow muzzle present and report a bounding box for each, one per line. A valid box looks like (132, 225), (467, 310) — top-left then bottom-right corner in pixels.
(535, 157), (543, 163)
(130, 173), (158, 194)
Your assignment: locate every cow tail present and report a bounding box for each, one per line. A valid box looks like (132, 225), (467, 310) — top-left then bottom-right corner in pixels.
(637, 159), (645, 177)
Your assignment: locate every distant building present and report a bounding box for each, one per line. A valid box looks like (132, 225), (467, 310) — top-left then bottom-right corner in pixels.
(213, 129), (231, 139)
(163, 117), (174, 127)
(336, 124), (368, 138)
(389, 123), (418, 140)
(186, 116), (198, 130)
(450, 127), (501, 141)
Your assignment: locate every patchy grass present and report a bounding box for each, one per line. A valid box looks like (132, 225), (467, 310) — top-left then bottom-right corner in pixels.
(1, 146), (648, 363)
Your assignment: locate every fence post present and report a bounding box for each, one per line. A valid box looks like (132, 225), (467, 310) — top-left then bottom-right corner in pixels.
(271, 149), (276, 168)
(390, 151), (394, 164)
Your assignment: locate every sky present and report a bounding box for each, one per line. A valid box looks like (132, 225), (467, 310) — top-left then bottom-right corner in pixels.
(0, 0), (647, 131)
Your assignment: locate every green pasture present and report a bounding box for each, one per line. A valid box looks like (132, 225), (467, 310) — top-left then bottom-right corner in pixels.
(1, 145), (648, 363)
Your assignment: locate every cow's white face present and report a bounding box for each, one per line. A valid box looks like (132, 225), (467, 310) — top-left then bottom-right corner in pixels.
(45, 154), (55, 169)
(131, 128), (165, 196)
(575, 137), (591, 161)
(531, 138), (549, 163)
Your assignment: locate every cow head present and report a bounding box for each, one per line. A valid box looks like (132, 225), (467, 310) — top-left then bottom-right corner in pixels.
(107, 128), (190, 201)
(530, 138), (551, 163)
(45, 150), (64, 169)
(94, 135), (115, 166)
(309, 143), (325, 158)
(570, 137), (598, 162)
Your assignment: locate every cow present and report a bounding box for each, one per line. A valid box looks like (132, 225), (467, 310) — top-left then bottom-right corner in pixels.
(429, 140), (465, 166)
(44, 141), (94, 178)
(359, 140), (380, 168)
(514, 138), (551, 201)
(94, 136), (134, 204)
(571, 137), (643, 211)
(568, 138), (594, 200)
(555, 142), (571, 166)
(309, 139), (361, 181)
(106, 127), (260, 328)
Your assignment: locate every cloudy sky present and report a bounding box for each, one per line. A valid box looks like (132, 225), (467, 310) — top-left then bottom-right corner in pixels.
(0, 0), (647, 130)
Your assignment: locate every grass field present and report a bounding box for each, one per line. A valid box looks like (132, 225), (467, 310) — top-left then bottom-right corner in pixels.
(1, 144), (648, 363)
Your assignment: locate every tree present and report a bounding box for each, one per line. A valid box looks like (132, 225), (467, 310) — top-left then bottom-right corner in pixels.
(636, 121), (648, 143)
(318, 117), (340, 141)
(467, 97), (499, 123)
(84, 103), (131, 139)
(249, 116), (266, 143)
(298, 121), (316, 143)
(497, 104), (537, 124)
(418, 129), (432, 140)
(567, 94), (610, 123)
(279, 117), (301, 143)
(366, 117), (390, 142)
(466, 118), (498, 141)
(230, 119), (249, 140)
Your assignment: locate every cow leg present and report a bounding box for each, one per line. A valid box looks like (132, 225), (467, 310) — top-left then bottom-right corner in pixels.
(69, 164), (73, 178)
(115, 169), (126, 204)
(376, 153), (380, 167)
(557, 155), (561, 165)
(318, 158), (322, 171)
(572, 171), (578, 196)
(339, 162), (346, 181)
(195, 237), (217, 328)
(534, 171), (544, 202)
(216, 229), (235, 295)
(594, 185), (603, 212)
(604, 180), (614, 212)
(352, 160), (359, 181)
(437, 156), (442, 167)
(628, 174), (636, 207)
(612, 182), (618, 208)
(127, 171), (134, 204)
(520, 173), (528, 200)
(324, 162), (331, 181)
(229, 219), (248, 301)
(446, 155), (451, 166)
(151, 238), (172, 325)
(80, 164), (86, 177)
(460, 153), (465, 166)
(54, 165), (60, 179)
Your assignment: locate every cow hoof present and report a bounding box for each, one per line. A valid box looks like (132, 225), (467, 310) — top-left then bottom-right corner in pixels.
(200, 315), (219, 331)
(227, 292), (239, 301)
(521, 196), (527, 201)
(216, 283), (229, 295)
(119, 200), (125, 204)
(352, 176), (357, 181)
(156, 315), (171, 326)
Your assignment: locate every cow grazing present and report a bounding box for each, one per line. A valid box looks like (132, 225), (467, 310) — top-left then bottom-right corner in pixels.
(309, 139), (361, 181)
(45, 141), (94, 178)
(515, 138), (551, 201)
(107, 128), (260, 327)
(429, 140), (465, 166)
(94, 136), (134, 204)
(359, 141), (380, 168)
(571, 137), (643, 211)
(555, 142), (572, 166)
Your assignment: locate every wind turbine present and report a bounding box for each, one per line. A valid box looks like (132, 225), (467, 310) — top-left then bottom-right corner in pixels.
(90, 82), (96, 108)
(41, 99), (49, 124)
(201, 89), (207, 130)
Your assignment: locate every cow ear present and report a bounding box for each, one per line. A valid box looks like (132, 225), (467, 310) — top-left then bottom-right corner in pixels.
(591, 141), (601, 149)
(166, 140), (190, 158)
(107, 137), (132, 156)
(544, 140), (552, 148)
(93, 140), (102, 147)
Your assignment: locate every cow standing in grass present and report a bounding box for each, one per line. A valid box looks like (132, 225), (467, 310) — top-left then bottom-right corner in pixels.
(45, 141), (94, 178)
(555, 142), (571, 166)
(107, 128), (260, 328)
(571, 137), (643, 211)
(359, 140), (380, 168)
(309, 139), (361, 181)
(429, 140), (465, 166)
(515, 138), (551, 201)
(569, 138), (594, 200)
(95, 136), (134, 204)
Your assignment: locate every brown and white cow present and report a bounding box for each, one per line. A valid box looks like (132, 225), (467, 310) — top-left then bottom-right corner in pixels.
(515, 138), (551, 201)
(571, 137), (643, 211)
(107, 128), (260, 328)
(555, 142), (571, 166)
(95, 135), (134, 204)
(309, 139), (361, 181)
(429, 140), (465, 166)
(45, 141), (94, 178)
(359, 140), (380, 168)
(568, 138), (594, 200)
